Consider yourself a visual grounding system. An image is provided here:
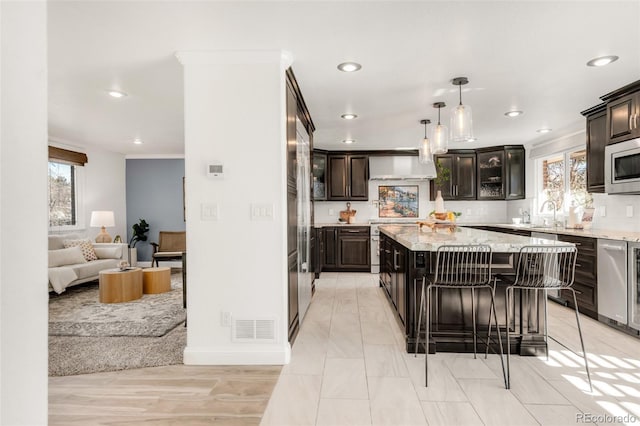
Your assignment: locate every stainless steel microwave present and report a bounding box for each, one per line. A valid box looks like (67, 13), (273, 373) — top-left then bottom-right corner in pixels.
(605, 138), (640, 194)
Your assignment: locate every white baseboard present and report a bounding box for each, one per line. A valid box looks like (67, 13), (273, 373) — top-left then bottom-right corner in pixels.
(183, 344), (291, 365)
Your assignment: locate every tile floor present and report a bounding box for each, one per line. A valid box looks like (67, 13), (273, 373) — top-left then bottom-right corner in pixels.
(260, 272), (640, 426)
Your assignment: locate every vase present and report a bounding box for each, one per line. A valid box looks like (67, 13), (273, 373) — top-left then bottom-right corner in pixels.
(435, 190), (445, 213)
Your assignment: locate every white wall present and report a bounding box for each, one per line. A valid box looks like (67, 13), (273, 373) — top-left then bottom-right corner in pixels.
(49, 140), (127, 240)
(0, 1), (49, 424)
(178, 50), (291, 364)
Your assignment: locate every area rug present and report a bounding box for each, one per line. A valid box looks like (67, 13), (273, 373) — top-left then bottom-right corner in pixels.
(49, 274), (185, 337)
(49, 272), (186, 376)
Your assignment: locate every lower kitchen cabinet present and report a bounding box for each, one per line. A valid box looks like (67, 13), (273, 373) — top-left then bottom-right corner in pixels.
(322, 226), (370, 272)
(380, 233), (406, 325)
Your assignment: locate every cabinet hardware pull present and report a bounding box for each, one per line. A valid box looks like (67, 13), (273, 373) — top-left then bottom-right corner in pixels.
(576, 263), (582, 267)
(393, 250), (399, 270)
(631, 113), (635, 131)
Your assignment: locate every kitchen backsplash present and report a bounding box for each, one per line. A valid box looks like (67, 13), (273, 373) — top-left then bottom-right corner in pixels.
(314, 179), (509, 224)
(315, 180), (640, 232)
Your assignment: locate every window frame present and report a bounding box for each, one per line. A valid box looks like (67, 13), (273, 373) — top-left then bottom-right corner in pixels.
(535, 147), (592, 220)
(48, 160), (85, 232)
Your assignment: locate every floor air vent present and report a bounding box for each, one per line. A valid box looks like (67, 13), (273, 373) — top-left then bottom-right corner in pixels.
(232, 318), (276, 342)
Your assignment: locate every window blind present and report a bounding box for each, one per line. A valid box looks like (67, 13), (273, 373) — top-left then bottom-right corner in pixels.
(48, 146), (88, 166)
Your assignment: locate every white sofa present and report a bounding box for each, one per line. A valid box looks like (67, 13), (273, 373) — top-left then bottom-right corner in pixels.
(48, 234), (129, 293)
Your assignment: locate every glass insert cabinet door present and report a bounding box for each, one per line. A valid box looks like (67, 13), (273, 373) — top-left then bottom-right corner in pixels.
(312, 152), (327, 200)
(477, 150), (504, 199)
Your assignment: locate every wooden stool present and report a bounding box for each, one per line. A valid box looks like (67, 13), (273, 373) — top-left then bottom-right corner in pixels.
(99, 268), (143, 303)
(142, 267), (171, 294)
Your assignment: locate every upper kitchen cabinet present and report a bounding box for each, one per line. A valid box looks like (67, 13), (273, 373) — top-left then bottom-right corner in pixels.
(312, 151), (327, 201)
(581, 103), (607, 193)
(327, 153), (369, 201)
(476, 145), (525, 200)
(430, 151), (476, 200)
(601, 80), (640, 145)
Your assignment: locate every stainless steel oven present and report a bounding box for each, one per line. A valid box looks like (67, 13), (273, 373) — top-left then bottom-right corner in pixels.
(628, 242), (640, 332)
(605, 138), (640, 194)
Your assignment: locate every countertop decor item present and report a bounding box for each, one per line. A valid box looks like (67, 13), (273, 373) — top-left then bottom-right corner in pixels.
(339, 202), (357, 222)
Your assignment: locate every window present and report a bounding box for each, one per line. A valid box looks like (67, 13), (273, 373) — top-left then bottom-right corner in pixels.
(537, 148), (593, 215)
(48, 161), (77, 227)
(47, 146), (87, 229)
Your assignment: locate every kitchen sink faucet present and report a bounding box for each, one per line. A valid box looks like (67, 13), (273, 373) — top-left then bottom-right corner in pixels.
(539, 200), (559, 227)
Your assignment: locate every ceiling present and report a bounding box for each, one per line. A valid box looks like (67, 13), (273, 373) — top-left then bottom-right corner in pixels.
(48, 1), (640, 155)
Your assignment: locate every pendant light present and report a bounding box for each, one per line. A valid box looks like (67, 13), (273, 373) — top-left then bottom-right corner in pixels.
(450, 76), (474, 142)
(431, 102), (448, 154)
(419, 119), (433, 164)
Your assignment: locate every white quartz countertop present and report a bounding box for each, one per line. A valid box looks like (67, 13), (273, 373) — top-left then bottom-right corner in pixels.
(379, 224), (575, 252)
(466, 223), (640, 243)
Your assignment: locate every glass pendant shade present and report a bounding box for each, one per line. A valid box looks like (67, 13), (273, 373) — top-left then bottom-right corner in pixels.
(450, 103), (474, 142)
(431, 123), (449, 154)
(419, 137), (433, 164)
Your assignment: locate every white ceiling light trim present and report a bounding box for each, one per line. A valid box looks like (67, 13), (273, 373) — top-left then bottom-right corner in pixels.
(342, 139), (355, 144)
(107, 90), (127, 98)
(504, 110), (523, 117)
(341, 113), (358, 120)
(133, 138), (143, 144)
(450, 77), (474, 142)
(337, 62), (362, 72)
(586, 55), (619, 67)
(536, 128), (552, 134)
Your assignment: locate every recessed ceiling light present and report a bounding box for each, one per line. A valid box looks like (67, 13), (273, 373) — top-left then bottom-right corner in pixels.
(133, 138), (143, 145)
(586, 55), (619, 67)
(536, 128), (552, 134)
(107, 90), (127, 98)
(342, 139), (356, 144)
(504, 111), (523, 117)
(341, 113), (358, 120)
(467, 137), (477, 142)
(337, 62), (362, 72)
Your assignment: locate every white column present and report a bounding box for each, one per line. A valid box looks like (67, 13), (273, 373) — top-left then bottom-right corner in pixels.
(0, 1), (49, 424)
(177, 50), (292, 364)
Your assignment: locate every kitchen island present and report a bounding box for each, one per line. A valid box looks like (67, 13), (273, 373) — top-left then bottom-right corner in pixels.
(378, 224), (574, 355)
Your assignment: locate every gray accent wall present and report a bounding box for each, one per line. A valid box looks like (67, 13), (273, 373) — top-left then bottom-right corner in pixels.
(126, 159), (185, 261)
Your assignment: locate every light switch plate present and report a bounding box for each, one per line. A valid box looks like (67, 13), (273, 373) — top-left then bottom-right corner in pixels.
(251, 203), (274, 221)
(201, 203), (219, 221)
(600, 206), (606, 217)
(627, 205), (633, 217)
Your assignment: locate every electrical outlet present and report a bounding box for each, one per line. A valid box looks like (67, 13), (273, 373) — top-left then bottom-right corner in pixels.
(221, 311), (232, 327)
(328, 209), (334, 216)
(600, 206), (607, 217)
(627, 205), (633, 217)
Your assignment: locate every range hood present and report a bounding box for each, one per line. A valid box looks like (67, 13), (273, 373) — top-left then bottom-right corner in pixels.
(369, 156), (436, 180)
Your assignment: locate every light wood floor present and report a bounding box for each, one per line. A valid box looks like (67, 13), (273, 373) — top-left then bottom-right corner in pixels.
(50, 272), (640, 425)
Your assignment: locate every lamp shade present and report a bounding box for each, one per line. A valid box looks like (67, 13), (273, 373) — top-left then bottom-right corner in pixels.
(431, 123), (449, 154)
(90, 211), (115, 227)
(450, 103), (474, 142)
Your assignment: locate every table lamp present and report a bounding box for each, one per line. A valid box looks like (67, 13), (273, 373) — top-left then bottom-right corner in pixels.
(90, 211), (115, 243)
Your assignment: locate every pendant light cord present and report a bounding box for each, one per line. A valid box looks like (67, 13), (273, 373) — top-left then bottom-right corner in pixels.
(459, 84), (463, 106)
(424, 122), (427, 138)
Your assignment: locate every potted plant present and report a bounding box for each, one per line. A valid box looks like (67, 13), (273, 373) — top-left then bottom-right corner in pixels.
(128, 218), (149, 266)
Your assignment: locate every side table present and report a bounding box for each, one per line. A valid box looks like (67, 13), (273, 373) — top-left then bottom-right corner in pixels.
(99, 268), (143, 303)
(142, 267), (171, 294)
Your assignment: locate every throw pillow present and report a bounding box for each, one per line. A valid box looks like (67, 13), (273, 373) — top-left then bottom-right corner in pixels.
(48, 246), (87, 267)
(63, 239), (98, 261)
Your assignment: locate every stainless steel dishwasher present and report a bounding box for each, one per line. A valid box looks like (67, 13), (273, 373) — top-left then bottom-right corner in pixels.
(597, 239), (628, 324)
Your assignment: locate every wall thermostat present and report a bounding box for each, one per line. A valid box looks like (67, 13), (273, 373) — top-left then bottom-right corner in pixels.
(207, 164), (224, 179)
